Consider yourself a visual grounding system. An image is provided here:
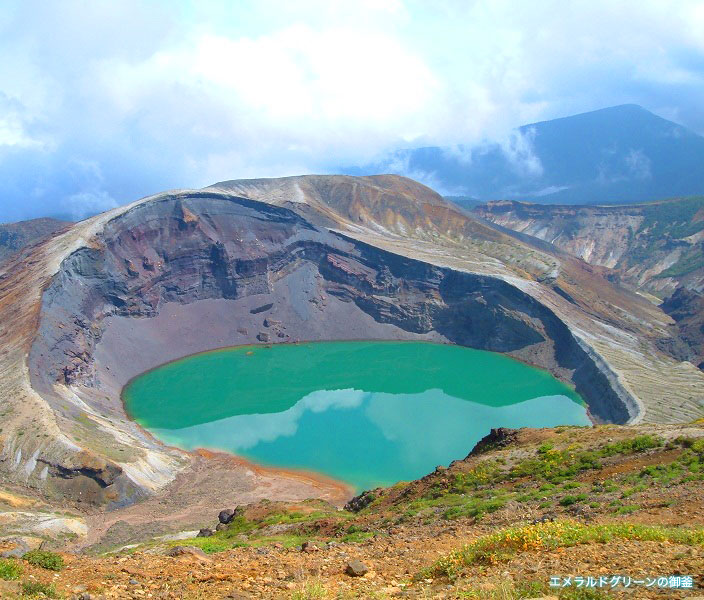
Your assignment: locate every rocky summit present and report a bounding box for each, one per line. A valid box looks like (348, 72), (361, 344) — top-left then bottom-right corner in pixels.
(0, 174), (702, 599)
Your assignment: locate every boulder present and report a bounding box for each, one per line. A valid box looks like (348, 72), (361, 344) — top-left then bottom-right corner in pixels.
(197, 528), (214, 537)
(301, 541), (319, 553)
(218, 508), (236, 524)
(345, 559), (369, 577)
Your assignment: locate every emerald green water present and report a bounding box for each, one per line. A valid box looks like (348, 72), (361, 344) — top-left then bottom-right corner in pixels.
(123, 341), (590, 490)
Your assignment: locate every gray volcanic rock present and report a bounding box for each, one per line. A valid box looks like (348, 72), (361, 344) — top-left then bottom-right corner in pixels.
(345, 559), (369, 576)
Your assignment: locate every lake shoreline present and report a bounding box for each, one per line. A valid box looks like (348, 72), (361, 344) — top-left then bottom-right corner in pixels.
(122, 340), (591, 491)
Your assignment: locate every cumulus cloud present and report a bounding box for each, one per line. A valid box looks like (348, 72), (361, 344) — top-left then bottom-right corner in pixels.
(0, 0), (703, 221)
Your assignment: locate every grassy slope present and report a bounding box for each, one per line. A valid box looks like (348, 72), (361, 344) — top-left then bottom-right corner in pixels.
(3, 422), (703, 598)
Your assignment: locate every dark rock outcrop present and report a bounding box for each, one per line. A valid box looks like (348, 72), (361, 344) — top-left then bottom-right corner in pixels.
(468, 427), (519, 456)
(218, 508), (243, 524)
(661, 287), (704, 369)
(345, 489), (380, 513)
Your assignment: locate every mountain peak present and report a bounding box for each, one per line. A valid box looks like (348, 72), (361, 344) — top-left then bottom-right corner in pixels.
(350, 105), (704, 205)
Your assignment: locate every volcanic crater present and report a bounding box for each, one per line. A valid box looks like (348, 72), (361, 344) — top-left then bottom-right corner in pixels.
(1, 176), (702, 541)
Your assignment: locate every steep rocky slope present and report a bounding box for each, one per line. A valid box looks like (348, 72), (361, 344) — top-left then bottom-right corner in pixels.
(661, 288), (704, 369)
(0, 217), (71, 265)
(474, 197), (704, 367)
(474, 197), (704, 298)
(0, 175), (702, 551)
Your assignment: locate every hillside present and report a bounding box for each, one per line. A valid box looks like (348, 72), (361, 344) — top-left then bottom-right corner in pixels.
(348, 105), (704, 205)
(1, 423), (702, 598)
(473, 197), (704, 367)
(0, 218), (71, 266)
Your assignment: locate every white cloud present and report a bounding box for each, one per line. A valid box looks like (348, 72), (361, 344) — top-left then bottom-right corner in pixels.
(65, 191), (118, 221)
(499, 128), (543, 178)
(0, 0), (703, 220)
(157, 388), (367, 451)
(98, 25), (439, 151)
(0, 115), (38, 148)
(0, 94), (46, 149)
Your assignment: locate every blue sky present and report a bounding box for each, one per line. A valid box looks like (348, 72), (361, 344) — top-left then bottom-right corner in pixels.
(1, 0), (704, 222)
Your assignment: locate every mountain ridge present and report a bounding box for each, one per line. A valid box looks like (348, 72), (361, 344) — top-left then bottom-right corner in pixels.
(0, 217), (71, 266)
(474, 196), (704, 368)
(347, 105), (704, 205)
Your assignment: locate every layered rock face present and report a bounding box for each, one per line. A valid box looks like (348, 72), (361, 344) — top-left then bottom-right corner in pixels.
(474, 198), (704, 298)
(20, 191), (630, 507)
(474, 198), (704, 368)
(1, 175), (701, 514)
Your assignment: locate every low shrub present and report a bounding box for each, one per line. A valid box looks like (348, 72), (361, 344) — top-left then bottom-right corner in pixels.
(22, 549), (64, 571)
(559, 494), (587, 506)
(21, 581), (59, 597)
(0, 558), (22, 580)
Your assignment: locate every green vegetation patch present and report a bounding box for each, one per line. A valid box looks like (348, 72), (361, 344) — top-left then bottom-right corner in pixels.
(22, 549), (64, 571)
(0, 558), (22, 580)
(21, 581), (60, 598)
(638, 196), (704, 240)
(154, 504), (355, 554)
(638, 436), (704, 485)
(657, 246), (704, 278)
(421, 520), (704, 580)
(402, 434), (670, 525)
(458, 579), (609, 600)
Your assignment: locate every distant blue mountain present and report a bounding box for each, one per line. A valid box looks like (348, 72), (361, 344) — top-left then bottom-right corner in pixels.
(346, 105), (704, 205)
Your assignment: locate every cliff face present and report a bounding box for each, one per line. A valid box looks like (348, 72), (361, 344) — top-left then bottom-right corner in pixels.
(474, 198), (704, 297)
(660, 287), (704, 369)
(474, 198), (704, 367)
(0, 176), (702, 519)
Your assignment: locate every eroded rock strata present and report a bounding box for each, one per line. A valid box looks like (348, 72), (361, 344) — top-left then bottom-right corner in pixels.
(1, 176), (701, 525)
(19, 192), (629, 508)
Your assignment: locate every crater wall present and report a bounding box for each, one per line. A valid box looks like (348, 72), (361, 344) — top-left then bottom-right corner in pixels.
(26, 194), (634, 506)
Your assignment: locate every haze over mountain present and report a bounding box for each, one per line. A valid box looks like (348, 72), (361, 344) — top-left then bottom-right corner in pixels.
(348, 105), (704, 205)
